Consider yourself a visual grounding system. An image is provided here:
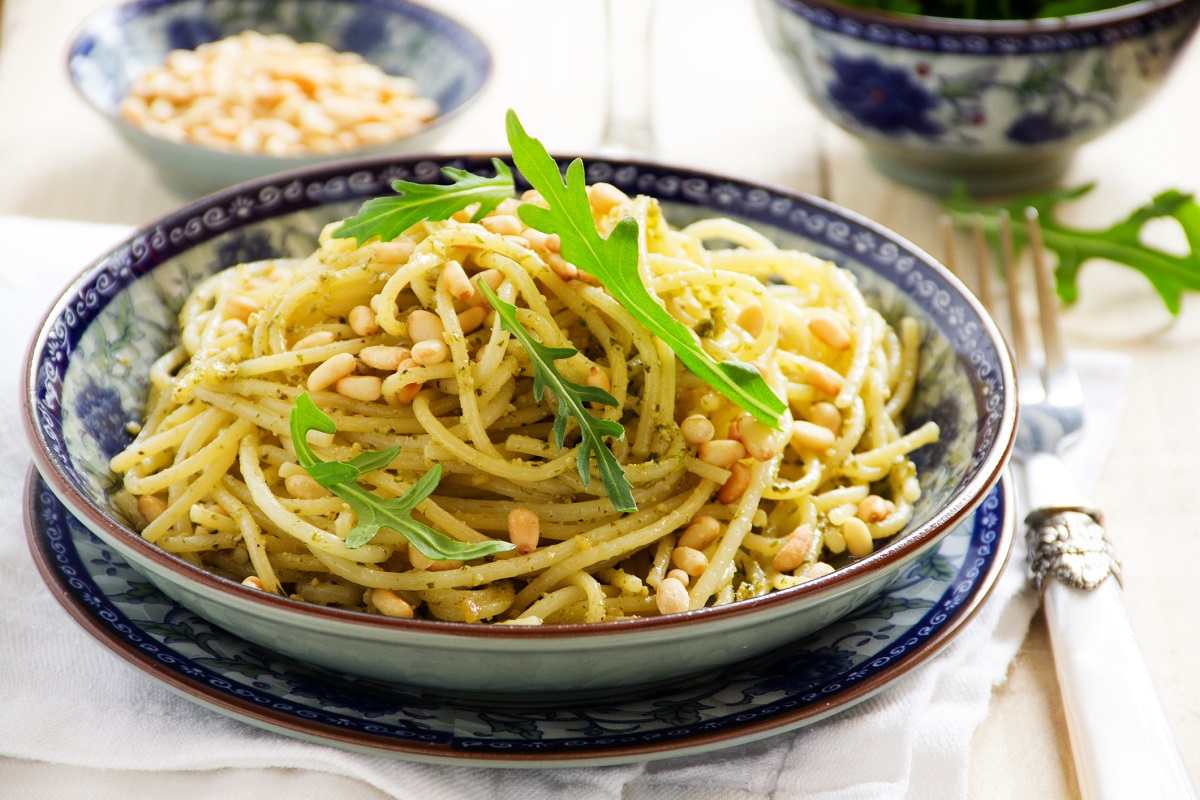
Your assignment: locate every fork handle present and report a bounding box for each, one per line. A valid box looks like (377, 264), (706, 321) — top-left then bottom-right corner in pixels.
(1043, 578), (1196, 799)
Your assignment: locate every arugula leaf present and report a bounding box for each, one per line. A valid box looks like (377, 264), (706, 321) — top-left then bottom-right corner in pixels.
(945, 183), (1200, 315)
(479, 282), (637, 512)
(333, 159), (515, 244)
(505, 110), (787, 430)
(289, 394), (515, 558)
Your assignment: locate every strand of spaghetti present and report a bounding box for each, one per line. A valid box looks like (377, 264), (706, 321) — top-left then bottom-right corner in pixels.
(213, 480), (281, 594)
(566, 571), (607, 623)
(123, 408), (235, 494)
(689, 458), (775, 609)
(885, 318), (921, 419)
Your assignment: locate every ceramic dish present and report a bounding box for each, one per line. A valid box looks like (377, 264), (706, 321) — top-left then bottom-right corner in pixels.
(23, 154), (1016, 694)
(755, 0), (1200, 193)
(25, 467), (1013, 765)
(68, 0), (491, 196)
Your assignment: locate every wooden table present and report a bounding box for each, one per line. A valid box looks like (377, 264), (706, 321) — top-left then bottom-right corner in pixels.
(2, 0), (1198, 796)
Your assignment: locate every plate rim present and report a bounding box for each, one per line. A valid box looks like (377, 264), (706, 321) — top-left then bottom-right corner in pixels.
(24, 466), (1016, 767)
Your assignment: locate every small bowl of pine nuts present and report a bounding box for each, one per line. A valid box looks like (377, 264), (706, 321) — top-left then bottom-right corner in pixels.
(67, 0), (490, 197)
(24, 152), (1015, 697)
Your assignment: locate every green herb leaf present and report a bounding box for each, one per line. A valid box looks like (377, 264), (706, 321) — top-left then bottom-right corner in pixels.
(945, 183), (1200, 315)
(289, 394), (515, 558)
(504, 109), (787, 430)
(479, 281), (637, 512)
(332, 159), (516, 244)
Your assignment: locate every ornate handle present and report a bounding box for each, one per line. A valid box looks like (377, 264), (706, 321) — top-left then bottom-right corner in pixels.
(1025, 506), (1122, 594)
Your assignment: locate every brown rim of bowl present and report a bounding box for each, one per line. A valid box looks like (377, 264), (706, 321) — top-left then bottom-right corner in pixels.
(63, 0), (493, 164)
(21, 150), (1018, 642)
(774, 0), (1197, 33)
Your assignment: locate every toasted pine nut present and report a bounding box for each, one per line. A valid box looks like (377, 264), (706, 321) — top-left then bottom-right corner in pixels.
(587, 366), (611, 392)
(587, 182), (629, 215)
(347, 305), (378, 337)
(680, 414), (715, 445)
(678, 516), (720, 550)
(371, 587), (415, 618)
(698, 439), (746, 468)
(219, 318), (247, 335)
(456, 305), (488, 334)
(242, 575), (265, 591)
(336, 374), (383, 402)
(809, 401), (842, 433)
(411, 339), (449, 365)
(442, 259), (474, 301)
(503, 235), (530, 249)
(226, 294), (261, 322)
(359, 345), (409, 371)
(858, 494), (894, 523)
(408, 544), (462, 571)
(521, 227), (549, 249)
(137, 494), (167, 523)
(307, 352), (356, 392)
(736, 416), (781, 462)
(374, 239), (415, 264)
(406, 309), (444, 343)
(284, 474), (327, 500)
(465, 268), (505, 307)
(806, 361), (844, 395)
(507, 508), (540, 555)
(395, 381), (422, 403)
(806, 562), (835, 580)
(736, 300), (765, 338)
(808, 311), (852, 350)
(672, 546), (709, 577)
(843, 516), (874, 558)
(292, 330), (336, 350)
(480, 214), (522, 236)
(772, 524), (814, 573)
(655, 576), (690, 615)
(790, 420), (836, 452)
(546, 253), (578, 280)
(717, 461), (751, 504)
(277, 462), (306, 479)
(666, 568), (691, 587)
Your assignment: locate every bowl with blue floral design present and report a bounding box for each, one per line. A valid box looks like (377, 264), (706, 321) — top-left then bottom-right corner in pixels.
(67, 0), (490, 197)
(755, 0), (1200, 194)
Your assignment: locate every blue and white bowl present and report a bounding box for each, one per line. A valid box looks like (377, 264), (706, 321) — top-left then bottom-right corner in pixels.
(755, 0), (1200, 194)
(22, 155), (1016, 695)
(67, 0), (491, 197)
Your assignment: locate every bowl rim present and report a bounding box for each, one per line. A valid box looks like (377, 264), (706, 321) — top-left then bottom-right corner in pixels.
(63, 0), (493, 163)
(768, 0), (1198, 33)
(22, 151), (1017, 642)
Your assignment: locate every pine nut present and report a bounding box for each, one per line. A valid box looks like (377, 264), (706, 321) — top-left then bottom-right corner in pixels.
(843, 516), (874, 558)
(678, 516), (721, 550)
(292, 330), (336, 350)
(772, 524), (813, 573)
(544, 234), (562, 253)
(406, 309), (444, 343)
(465, 268), (505, 307)
(336, 374), (383, 402)
(278, 462), (306, 479)
(735, 416), (781, 462)
(717, 461), (751, 504)
(456, 305), (488, 334)
(374, 239), (415, 264)
(808, 311), (852, 350)
(806, 562), (835, 580)
(857, 494), (894, 523)
(806, 361), (844, 395)
(655, 576), (690, 615)
(671, 546), (709, 577)
(442, 259), (474, 301)
(284, 473), (328, 499)
(348, 304), (378, 337)
(521, 227), (549, 249)
(371, 587), (414, 618)
(411, 339), (449, 365)
(587, 182), (629, 215)
(680, 414), (715, 445)
(809, 401), (842, 433)
(698, 439), (746, 468)
(227, 294), (261, 322)
(219, 318), (247, 335)
(503, 235), (530, 249)
(480, 214), (522, 236)
(359, 345), (409, 371)
(790, 420), (836, 452)
(242, 575), (265, 591)
(507, 508), (540, 555)
(666, 568), (691, 587)
(408, 544), (462, 571)
(587, 366), (611, 392)
(307, 352), (356, 392)
(546, 253), (578, 280)
(736, 300), (765, 338)
(137, 494), (167, 523)
(395, 381), (422, 403)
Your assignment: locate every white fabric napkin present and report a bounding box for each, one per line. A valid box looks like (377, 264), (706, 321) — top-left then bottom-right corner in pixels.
(0, 214), (1130, 799)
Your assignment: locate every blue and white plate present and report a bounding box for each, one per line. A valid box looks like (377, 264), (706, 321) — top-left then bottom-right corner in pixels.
(25, 467), (1013, 767)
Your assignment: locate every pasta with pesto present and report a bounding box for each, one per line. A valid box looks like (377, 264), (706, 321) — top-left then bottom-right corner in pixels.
(110, 181), (938, 624)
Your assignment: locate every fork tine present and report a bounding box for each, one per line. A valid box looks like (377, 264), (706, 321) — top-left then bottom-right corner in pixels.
(1025, 208), (1066, 375)
(998, 209), (1031, 372)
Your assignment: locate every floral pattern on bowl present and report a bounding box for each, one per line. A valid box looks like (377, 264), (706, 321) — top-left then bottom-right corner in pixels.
(755, 0), (1200, 192)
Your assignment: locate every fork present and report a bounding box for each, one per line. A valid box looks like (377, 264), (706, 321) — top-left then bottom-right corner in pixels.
(943, 209), (1196, 800)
